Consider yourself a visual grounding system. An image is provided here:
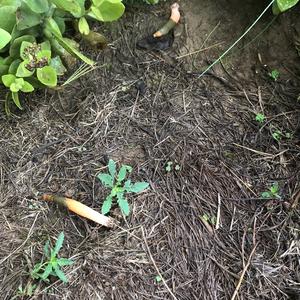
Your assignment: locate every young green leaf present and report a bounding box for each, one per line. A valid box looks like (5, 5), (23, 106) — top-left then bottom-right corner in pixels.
(89, 0), (125, 22)
(78, 17), (90, 35)
(41, 263), (53, 280)
(117, 192), (130, 216)
(130, 182), (149, 193)
(101, 195), (113, 215)
(53, 264), (68, 283)
(261, 191), (271, 198)
(51, 0), (82, 17)
(9, 35), (36, 58)
(270, 183), (279, 194)
(124, 179), (132, 191)
(2, 74), (16, 87)
(21, 80), (34, 92)
(53, 232), (64, 256)
(97, 173), (113, 187)
(16, 61), (34, 78)
(117, 165), (132, 182)
(25, 0), (49, 13)
(57, 258), (73, 266)
(37, 66), (57, 87)
(12, 92), (22, 109)
(108, 159), (116, 178)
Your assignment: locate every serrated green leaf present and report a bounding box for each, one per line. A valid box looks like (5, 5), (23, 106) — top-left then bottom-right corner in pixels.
(24, 0), (49, 13)
(108, 159), (116, 178)
(53, 232), (64, 257)
(101, 195), (113, 215)
(130, 182), (149, 193)
(97, 173), (113, 187)
(117, 165), (132, 182)
(78, 17), (90, 35)
(0, 28), (11, 50)
(37, 66), (57, 87)
(53, 264), (68, 283)
(57, 258), (73, 266)
(41, 263), (52, 280)
(117, 192), (130, 216)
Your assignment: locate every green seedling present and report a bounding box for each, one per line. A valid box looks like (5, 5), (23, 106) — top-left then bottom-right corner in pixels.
(268, 69), (280, 81)
(97, 159), (149, 216)
(155, 275), (162, 283)
(272, 129), (282, 141)
(12, 283), (36, 299)
(30, 232), (73, 284)
(261, 182), (281, 199)
(255, 113), (265, 124)
(202, 213), (216, 225)
(165, 161), (181, 172)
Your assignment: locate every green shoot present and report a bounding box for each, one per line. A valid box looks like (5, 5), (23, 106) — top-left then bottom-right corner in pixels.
(261, 182), (281, 199)
(272, 129), (282, 141)
(30, 232), (73, 284)
(155, 275), (162, 283)
(268, 69), (280, 81)
(165, 161), (173, 172)
(255, 113), (265, 124)
(12, 283), (36, 299)
(97, 159), (149, 216)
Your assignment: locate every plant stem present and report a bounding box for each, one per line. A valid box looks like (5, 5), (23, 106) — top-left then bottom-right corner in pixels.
(198, 0), (275, 78)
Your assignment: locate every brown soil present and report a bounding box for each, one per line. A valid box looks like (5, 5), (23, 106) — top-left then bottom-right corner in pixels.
(0, 1), (300, 300)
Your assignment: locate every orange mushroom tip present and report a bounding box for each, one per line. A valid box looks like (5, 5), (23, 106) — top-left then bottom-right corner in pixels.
(153, 2), (180, 38)
(41, 194), (115, 228)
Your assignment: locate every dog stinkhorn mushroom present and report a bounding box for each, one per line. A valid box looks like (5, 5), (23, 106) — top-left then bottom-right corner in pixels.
(137, 3), (181, 51)
(42, 194), (115, 228)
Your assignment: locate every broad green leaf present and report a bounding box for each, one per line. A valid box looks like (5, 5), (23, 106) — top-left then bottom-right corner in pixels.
(117, 192), (130, 216)
(101, 195), (113, 215)
(51, 0), (81, 16)
(24, 0), (49, 13)
(20, 41), (33, 60)
(41, 40), (51, 51)
(0, 65), (9, 79)
(53, 16), (66, 34)
(78, 17), (90, 35)
(108, 159), (116, 178)
(8, 59), (21, 74)
(53, 232), (64, 256)
(261, 192), (271, 198)
(0, 6), (17, 32)
(16, 2), (42, 30)
(16, 61), (34, 77)
(97, 173), (113, 187)
(130, 182), (149, 193)
(57, 258), (73, 266)
(12, 91), (22, 109)
(90, 0), (125, 22)
(50, 56), (66, 75)
(9, 35), (35, 58)
(2, 74), (15, 87)
(21, 80), (34, 92)
(41, 264), (52, 280)
(53, 264), (68, 283)
(273, 0), (299, 14)
(37, 66), (57, 87)
(270, 183), (279, 194)
(10, 82), (19, 92)
(0, 28), (11, 50)
(44, 17), (62, 37)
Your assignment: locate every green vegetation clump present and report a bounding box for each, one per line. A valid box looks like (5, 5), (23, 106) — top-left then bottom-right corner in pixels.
(0, 0), (125, 112)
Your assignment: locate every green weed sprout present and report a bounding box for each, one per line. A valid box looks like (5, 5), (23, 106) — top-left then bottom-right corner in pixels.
(268, 69), (280, 81)
(261, 182), (281, 199)
(255, 113), (265, 124)
(31, 232), (73, 284)
(97, 159), (149, 216)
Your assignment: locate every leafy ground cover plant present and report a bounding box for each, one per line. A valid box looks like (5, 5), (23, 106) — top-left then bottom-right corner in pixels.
(0, 0), (125, 112)
(255, 113), (266, 124)
(30, 232), (73, 283)
(97, 159), (149, 216)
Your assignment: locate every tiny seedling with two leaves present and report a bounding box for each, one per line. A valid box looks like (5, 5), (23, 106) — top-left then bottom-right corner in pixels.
(97, 159), (149, 216)
(30, 232), (73, 284)
(261, 183), (281, 199)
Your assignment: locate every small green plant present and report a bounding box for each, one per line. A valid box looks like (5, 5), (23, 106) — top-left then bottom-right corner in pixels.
(30, 232), (73, 283)
(155, 275), (162, 283)
(261, 182), (281, 199)
(165, 161), (181, 172)
(272, 129), (282, 141)
(97, 159), (149, 216)
(0, 0), (125, 112)
(272, 0), (299, 14)
(268, 69), (280, 81)
(12, 283), (37, 299)
(255, 113), (265, 124)
(202, 213), (216, 225)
